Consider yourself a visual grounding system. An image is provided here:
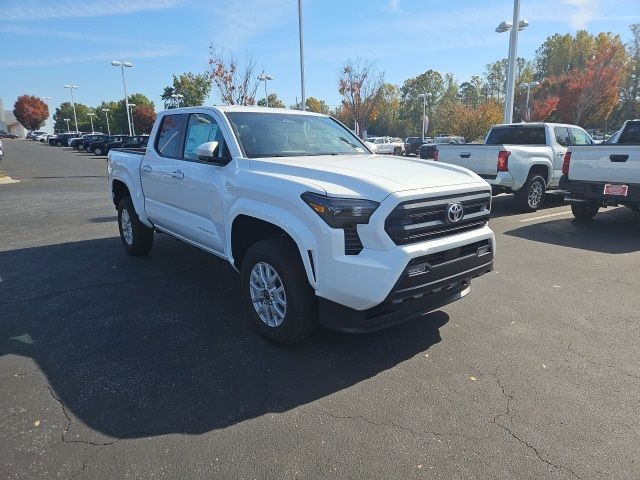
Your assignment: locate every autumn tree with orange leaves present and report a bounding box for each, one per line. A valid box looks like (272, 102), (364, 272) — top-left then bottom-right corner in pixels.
(208, 45), (259, 106)
(13, 95), (49, 131)
(132, 105), (156, 134)
(338, 59), (384, 137)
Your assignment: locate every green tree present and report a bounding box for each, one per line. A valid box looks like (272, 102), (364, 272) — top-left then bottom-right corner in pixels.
(53, 102), (91, 132)
(459, 76), (484, 108)
(305, 97), (330, 114)
(368, 83), (403, 137)
(92, 101), (119, 134)
(257, 93), (285, 108)
(111, 93), (154, 134)
(399, 69), (444, 136)
(161, 72), (212, 109)
(610, 24), (640, 129)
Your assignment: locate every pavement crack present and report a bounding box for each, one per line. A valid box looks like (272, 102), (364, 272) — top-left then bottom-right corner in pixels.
(47, 384), (71, 442)
(490, 368), (582, 480)
(0, 267), (205, 306)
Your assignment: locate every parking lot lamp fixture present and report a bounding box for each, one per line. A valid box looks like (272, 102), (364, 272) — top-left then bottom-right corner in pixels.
(63, 85), (79, 132)
(101, 109), (111, 135)
(111, 60), (133, 135)
(257, 74), (273, 107)
(418, 93), (431, 142)
(495, 0), (529, 123)
(170, 93), (184, 108)
(128, 104), (136, 136)
(87, 112), (96, 133)
(521, 81), (540, 121)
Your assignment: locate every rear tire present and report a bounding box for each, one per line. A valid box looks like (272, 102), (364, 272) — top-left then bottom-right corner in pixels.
(117, 197), (154, 256)
(571, 202), (599, 220)
(94, 147), (103, 156)
(55, 140), (62, 147)
(515, 174), (546, 212)
(241, 238), (317, 345)
(393, 147), (402, 156)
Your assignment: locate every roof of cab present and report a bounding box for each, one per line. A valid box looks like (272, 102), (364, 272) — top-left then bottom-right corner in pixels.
(159, 105), (327, 117)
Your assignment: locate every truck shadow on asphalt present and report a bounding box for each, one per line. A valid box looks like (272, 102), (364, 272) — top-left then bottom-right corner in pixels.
(0, 236), (448, 440)
(504, 207), (640, 254)
(489, 192), (566, 218)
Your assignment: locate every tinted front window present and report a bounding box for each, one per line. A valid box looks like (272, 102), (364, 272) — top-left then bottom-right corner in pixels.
(226, 112), (368, 158)
(569, 128), (592, 145)
(618, 121), (640, 144)
(183, 113), (227, 161)
(485, 126), (546, 145)
(156, 114), (184, 157)
(554, 127), (570, 147)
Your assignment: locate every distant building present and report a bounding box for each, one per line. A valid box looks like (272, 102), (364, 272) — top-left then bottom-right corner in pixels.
(0, 99), (27, 138)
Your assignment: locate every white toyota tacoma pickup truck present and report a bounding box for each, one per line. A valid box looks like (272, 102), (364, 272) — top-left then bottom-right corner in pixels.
(107, 106), (495, 344)
(561, 119), (640, 220)
(435, 123), (594, 211)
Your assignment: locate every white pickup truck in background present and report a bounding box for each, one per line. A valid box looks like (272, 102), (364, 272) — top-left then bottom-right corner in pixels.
(561, 119), (640, 220)
(107, 106), (495, 344)
(370, 136), (405, 155)
(435, 123), (594, 211)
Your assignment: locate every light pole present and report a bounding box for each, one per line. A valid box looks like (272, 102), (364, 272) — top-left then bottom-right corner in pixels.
(257, 74), (273, 107)
(128, 104), (136, 136)
(40, 96), (52, 133)
(101, 109), (111, 135)
(298, 0), (306, 110)
(64, 118), (70, 132)
(64, 84), (79, 132)
(418, 93), (431, 142)
(495, 0), (529, 124)
(521, 81), (540, 121)
(111, 60), (133, 135)
(87, 112), (96, 132)
(170, 93), (184, 108)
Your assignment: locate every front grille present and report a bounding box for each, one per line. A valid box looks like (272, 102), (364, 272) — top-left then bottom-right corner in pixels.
(385, 191), (491, 245)
(343, 225), (364, 255)
(408, 240), (491, 268)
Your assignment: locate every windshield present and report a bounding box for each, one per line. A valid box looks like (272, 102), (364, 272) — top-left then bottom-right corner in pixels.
(226, 112), (369, 158)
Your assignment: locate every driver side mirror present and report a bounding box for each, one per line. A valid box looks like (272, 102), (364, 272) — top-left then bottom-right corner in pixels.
(196, 141), (220, 162)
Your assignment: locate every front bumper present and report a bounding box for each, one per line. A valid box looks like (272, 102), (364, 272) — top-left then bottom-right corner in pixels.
(560, 176), (640, 205)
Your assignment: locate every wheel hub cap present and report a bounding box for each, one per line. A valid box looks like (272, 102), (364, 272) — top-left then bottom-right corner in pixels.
(121, 209), (133, 245)
(529, 181), (544, 207)
(249, 262), (286, 327)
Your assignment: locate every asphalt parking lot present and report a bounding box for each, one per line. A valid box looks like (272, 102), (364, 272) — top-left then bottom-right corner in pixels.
(1, 139), (639, 480)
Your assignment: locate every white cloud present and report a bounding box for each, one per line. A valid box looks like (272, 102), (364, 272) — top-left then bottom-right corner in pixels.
(381, 0), (404, 14)
(0, 47), (184, 67)
(0, 0), (181, 20)
(560, 0), (598, 29)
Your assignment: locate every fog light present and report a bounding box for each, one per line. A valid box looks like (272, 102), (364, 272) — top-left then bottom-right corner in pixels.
(477, 245), (490, 256)
(407, 263), (428, 277)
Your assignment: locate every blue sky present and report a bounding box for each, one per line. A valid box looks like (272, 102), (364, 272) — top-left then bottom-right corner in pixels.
(1, 0), (639, 115)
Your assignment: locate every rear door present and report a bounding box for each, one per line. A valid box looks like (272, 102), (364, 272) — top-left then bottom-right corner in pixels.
(552, 126), (571, 184)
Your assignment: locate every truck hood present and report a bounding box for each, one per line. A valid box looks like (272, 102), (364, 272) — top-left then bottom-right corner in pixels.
(249, 154), (484, 201)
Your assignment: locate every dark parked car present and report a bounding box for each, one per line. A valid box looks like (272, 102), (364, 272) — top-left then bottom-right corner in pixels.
(100, 135), (148, 155)
(404, 136), (432, 156)
(419, 143), (438, 160)
(77, 134), (107, 151)
(89, 135), (128, 155)
(0, 130), (18, 139)
(50, 133), (80, 147)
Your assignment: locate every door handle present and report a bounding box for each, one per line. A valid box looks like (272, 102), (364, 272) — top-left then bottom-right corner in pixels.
(141, 164), (152, 172)
(460, 152), (471, 158)
(610, 154), (629, 162)
(170, 170), (184, 179)
(557, 152), (565, 156)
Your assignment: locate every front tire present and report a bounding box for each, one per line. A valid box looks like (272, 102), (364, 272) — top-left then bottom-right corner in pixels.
(117, 197), (154, 256)
(515, 174), (546, 212)
(55, 140), (62, 147)
(94, 147), (103, 156)
(241, 238), (317, 344)
(571, 202), (599, 220)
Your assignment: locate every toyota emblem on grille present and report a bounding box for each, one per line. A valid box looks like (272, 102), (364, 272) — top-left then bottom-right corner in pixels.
(446, 203), (464, 223)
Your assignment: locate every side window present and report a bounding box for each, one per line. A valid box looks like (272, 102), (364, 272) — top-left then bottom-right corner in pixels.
(183, 113), (228, 161)
(618, 122), (640, 144)
(554, 126), (570, 147)
(156, 114), (185, 158)
(570, 128), (592, 145)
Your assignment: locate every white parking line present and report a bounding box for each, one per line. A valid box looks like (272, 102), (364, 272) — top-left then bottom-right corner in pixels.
(518, 210), (573, 222)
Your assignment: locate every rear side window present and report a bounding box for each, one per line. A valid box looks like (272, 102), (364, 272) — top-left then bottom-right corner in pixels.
(486, 126), (546, 145)
(569, 128), (592, 145)
(618, 121), (640, 144)
(156, 114), (185, 158)
(554, 126), (570, 147)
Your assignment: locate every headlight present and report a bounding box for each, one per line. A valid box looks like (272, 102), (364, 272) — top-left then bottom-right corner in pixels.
(301, 192), (379, 228)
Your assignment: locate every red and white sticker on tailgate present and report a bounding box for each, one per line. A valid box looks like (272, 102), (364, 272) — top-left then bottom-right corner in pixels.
(603, 184), (629, 196)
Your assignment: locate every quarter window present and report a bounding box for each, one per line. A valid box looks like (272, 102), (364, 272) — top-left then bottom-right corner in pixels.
(183, 113), (228, 161)
(156, 114), (184, 158)
(569, 128), (592, 145)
